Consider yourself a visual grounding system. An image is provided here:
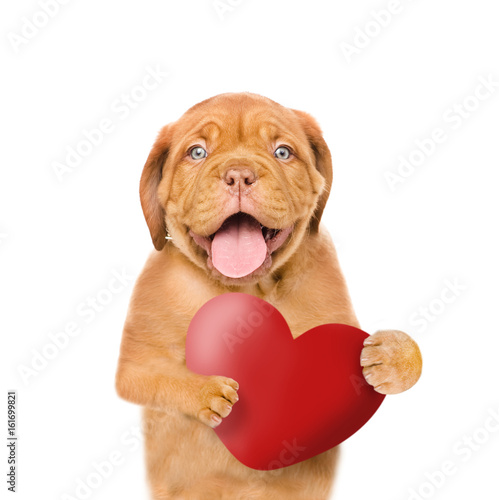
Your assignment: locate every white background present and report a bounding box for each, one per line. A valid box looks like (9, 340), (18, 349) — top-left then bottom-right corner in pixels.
(1, 0), (499, 499)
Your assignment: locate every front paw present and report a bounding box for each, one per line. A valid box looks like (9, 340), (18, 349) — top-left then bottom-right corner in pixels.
(360, 330), (422, 395)
(195, 375), (239, 428)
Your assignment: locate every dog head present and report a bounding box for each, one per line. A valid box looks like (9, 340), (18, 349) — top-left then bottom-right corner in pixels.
(140, 92), (332, 285)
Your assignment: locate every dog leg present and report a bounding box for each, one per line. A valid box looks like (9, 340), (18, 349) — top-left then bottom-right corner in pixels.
(116, 351), (239, 428)
(360, 330), (422, 394)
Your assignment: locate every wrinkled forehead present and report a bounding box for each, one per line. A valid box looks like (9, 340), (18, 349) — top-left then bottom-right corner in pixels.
(171, 95), (307, 149)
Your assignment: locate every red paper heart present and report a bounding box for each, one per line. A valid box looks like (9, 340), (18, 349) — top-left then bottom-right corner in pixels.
(186, 293), (385, 470)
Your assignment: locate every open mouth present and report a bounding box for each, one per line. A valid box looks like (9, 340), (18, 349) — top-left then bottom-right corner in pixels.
(189, 212), (293, 279)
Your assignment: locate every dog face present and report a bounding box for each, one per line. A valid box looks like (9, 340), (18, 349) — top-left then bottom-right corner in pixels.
(140, 93), (332, 285)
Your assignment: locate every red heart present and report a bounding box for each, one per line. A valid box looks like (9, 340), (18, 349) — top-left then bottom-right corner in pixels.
(186, 293), (385, 470)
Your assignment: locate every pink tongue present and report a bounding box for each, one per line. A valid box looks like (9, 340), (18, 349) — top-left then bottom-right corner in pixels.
(211, 214), (267, 278)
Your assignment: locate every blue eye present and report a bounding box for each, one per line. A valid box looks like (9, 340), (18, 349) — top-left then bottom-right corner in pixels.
(274, 146), (291, 160)
(190, 146), (207, 160)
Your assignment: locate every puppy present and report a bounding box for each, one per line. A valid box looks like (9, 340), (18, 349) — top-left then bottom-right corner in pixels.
(115, 92), (422, 499)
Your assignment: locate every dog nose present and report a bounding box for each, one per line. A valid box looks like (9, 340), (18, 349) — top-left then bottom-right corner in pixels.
(223, 168), (257, 187)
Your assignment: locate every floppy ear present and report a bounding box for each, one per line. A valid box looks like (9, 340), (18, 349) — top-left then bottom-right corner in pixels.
(140, 124), (174, 251)
(292, 110), (333, 233)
